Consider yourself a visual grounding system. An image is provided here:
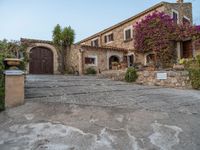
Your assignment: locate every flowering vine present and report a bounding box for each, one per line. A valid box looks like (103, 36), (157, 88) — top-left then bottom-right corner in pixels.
(134, 11), (200, 67)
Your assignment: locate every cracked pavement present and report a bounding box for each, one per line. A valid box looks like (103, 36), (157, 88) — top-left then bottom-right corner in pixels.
(0, 75), (200, 150)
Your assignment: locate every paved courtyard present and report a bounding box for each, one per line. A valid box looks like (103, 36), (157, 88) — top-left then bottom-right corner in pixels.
(0, 75), (200, 150)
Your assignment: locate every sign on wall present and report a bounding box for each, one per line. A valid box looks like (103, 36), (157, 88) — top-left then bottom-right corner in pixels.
(156, 73), (167, 80)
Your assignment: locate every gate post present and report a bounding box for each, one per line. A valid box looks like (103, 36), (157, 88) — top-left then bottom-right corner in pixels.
(4, 70), (24, 108)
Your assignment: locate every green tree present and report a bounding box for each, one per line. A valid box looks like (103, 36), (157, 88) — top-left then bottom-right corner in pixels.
(52, 24), (75, 74)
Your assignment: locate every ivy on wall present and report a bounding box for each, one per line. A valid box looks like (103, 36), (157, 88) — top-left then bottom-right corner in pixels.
(134, 11), (200, 68)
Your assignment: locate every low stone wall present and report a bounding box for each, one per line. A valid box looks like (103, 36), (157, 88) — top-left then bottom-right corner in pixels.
(136, 70), (191, 88)
(98, 70), (126, 81)
(98, 70), (191, 89)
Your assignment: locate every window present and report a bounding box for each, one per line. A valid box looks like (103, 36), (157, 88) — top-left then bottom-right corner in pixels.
(145, 53), (156, 66)
(104, 33), (114, 43)
(85, 56), (97, 66)
(172, 9), (179, 24)
(127, 54), (135, 67)
(124, 26), (133, 41)
(91, 38), (99, 47)
(182, 16), (190, 25)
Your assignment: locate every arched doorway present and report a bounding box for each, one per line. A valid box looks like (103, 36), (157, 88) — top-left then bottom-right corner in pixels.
(109, 55), (120, 70)
(29, 47), (53, 74)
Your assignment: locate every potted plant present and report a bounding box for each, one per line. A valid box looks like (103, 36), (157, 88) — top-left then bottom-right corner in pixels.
(112, 62), (119, 70)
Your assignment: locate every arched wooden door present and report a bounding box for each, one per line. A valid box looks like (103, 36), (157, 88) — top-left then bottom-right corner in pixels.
(29, 47), (53, 74)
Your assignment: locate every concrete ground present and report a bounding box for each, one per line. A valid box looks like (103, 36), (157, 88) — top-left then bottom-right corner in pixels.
(0, 75), (200, 150)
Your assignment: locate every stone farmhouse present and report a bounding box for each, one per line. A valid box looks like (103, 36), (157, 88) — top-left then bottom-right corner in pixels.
(22, 0), (199, 75)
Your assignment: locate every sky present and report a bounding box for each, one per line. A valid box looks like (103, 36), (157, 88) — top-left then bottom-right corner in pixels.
(0, 0), (199, 43)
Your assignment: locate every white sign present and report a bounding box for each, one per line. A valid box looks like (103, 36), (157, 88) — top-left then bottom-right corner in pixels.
(157, 73), (167, 80)
(4, 70), (24, 76)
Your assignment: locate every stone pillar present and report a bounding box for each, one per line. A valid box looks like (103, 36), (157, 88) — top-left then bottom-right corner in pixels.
(79, 49), (84, 75)
(177, 42), (181, 60)
(4, 70), (24, 108)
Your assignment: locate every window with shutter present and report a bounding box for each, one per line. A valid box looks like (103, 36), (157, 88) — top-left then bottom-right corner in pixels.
(104, 36), (107, 43)
(91, 39), (99, 46)
(85, 57), (95, 64)
(173, 12), (178, 24)
(172, 10), (179, 24)
(84, 56), (97, 66)
(124, 26), (133, 41)
(104, 33), (114, 43)
(108, 33), (114, 41)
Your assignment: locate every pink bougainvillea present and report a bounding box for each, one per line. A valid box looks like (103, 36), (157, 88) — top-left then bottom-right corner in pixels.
(134, 12), (174, 53)
(196, 25), (200, 31)
(134, 11), (200, 67)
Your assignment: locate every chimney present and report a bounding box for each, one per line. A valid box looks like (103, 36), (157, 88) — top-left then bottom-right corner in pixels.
(176, 0), (183, 3)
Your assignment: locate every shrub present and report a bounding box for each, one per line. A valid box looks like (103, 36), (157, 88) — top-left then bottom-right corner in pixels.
(196, 54), (200, 66)
(85, 67), (97, 75)
(179, 58), (186, 65)
(183, 55), (200, 89)
(0, 49), (7, 112)
(189, 68), (200, 89)
(125, 67), (138, 82)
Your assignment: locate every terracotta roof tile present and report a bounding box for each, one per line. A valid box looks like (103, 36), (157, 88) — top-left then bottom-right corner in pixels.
(81, 45), (133, 52)
(20, 38), (53, 44)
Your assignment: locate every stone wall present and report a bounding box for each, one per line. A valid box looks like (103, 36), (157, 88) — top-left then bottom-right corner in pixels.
(67, 45), (81, 73)
(98, 70), (191, 89)
(81, 46), (125, 74)
(98, 70), (126, 81)
(164, 3), (192, 24)
(136, 70), (191, 88)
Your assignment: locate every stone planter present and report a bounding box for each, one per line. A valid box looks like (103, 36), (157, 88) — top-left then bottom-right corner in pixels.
(4, 58), (21, 69)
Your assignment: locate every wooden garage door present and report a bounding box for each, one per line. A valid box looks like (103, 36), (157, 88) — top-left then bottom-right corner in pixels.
(29, 47), (53, 74)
